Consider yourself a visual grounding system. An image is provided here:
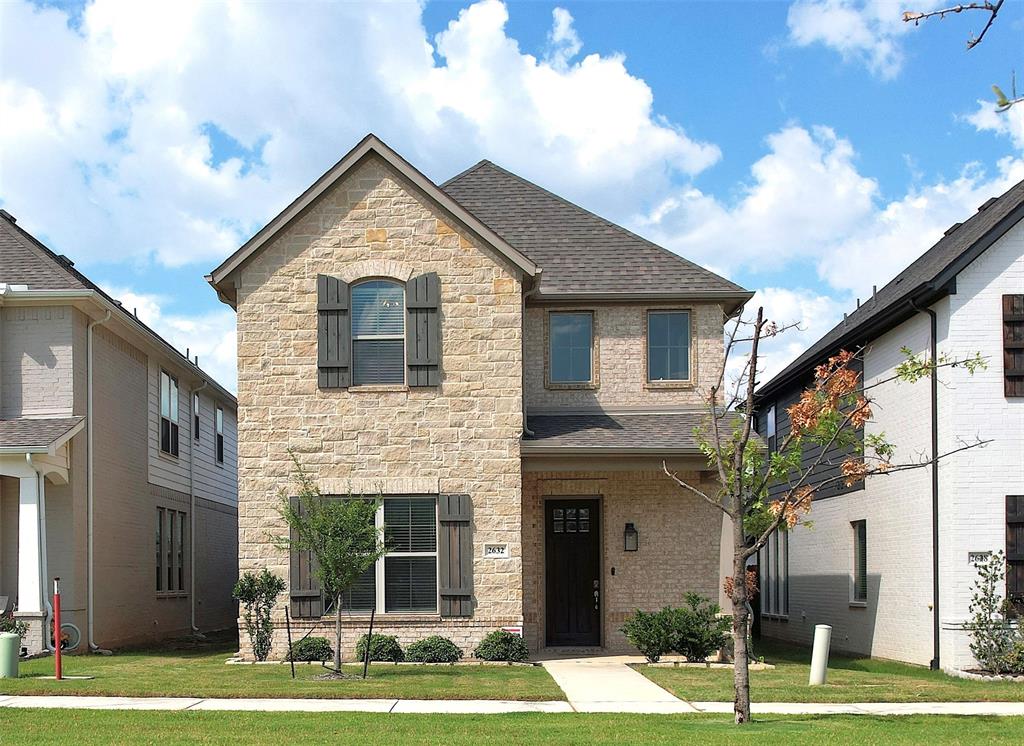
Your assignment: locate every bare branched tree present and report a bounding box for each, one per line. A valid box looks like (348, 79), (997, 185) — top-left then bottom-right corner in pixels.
(664, 307), (989, 724)
(902, 0), (1004, 49)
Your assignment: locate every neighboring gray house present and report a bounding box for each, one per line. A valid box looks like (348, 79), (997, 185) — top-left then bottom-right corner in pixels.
(208, 134), (753, 659)
(0, 209), (239, 655)
(753, 179), (1024, 671)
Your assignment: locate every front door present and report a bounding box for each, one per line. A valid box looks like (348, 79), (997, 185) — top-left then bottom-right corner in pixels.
(545, 498), (601, 646)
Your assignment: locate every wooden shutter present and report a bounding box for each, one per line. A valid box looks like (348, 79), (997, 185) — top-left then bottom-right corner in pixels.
(438, 494), (473, 617)
(317, 275), (350, 388)
(1008, 495), (1024, 615)
(406, 272), (441, 387)
(1004, 295), (1024, 397)
(289, 497), (323, 618)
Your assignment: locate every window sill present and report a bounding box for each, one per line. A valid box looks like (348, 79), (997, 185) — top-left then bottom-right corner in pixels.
(323, 612), (441, 622)
(644, 380), (694, 390)
(348, 385), (409, 393)
(849, 600), (868, 608)
(545, 382), (598, 391)
(761, 614), (789, 622)
(157, 450), (179, 463)
(156, 592), (188, 599)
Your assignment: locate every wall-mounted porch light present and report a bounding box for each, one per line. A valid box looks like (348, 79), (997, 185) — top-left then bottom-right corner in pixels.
(624, 522), (639, 552)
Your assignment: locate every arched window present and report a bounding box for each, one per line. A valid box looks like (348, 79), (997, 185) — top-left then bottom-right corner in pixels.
(351, 279), (405, 385)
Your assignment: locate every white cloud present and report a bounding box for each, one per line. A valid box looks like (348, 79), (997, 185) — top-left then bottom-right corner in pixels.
(966, 99), (1024, 151)
(102, 284), (238, 392)
(786, 0), (941, 79)
(0, 0), (717, 268)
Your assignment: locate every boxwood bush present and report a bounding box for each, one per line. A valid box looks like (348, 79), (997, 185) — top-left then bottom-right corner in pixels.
(287, 636), (333, 662)
(406, 635), (464, 663)
(620, 608), (674, 663)
(355, 633), (405, 662)
(473, 630), (529, 663)
(621, 594), (729, 663)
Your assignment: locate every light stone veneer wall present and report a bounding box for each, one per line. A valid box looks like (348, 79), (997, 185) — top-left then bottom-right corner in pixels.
(234, 155), (525, 660)
(522, 469), (722, 653)
(524, 303), (724, 412)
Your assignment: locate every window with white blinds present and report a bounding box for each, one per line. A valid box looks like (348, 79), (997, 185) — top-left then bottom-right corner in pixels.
(351, 280), (405, 385)
(758, 530), (788, 618)
(384, 498), (437, 613)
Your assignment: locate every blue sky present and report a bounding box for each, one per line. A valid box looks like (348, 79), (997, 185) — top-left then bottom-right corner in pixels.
(2, 0), (1023, 389)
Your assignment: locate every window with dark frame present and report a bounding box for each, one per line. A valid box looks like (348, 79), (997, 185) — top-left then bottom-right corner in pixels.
(1008, 495), (1024, 615)
(159, 370), (179, 457)
(351, 280), (405, 386)
(758, 530), (788, 617)
(549, 311), (593, 384)
(193, 393), (200, 441)
(156, 507), (187, 593)
(766, 404), (777, 453)
(215, 405), (224, 464)
(647, 310), (690, 382)
(852, 520), (868, 603)
(1003, 295), (1024, 397)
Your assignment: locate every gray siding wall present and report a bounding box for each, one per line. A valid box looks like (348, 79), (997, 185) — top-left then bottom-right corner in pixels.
(0, 305), (74, 417)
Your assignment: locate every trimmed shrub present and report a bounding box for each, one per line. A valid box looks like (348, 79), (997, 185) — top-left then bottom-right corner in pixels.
(671, 592), (730, 663)
(288, 636), (333, 662)
(474, 630), (529, 663)
(406, 635), (464, 664)
(621, 608), (674, 663)
(232, 569), (286, 662)
(355, 633), (405, 663)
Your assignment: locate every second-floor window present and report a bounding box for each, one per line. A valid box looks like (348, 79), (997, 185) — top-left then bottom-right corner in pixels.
(351, 280), (405, 386)
(647, 310), (690, 382)
(216, 405), (224, 464)
(193, 393), (200, 442)
(549, 311), (593, 384)
(160, 370), (179, 457)
(765, 404), (777, 453)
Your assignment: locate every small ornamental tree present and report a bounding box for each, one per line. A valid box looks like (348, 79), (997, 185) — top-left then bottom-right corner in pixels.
(664, 307), (987, 723)
(967, 551), (1019, 673)
(277, 455), (387, 674)
(232, 569), (286, 662)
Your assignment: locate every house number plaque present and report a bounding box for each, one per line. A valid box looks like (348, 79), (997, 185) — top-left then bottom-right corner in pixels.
(484, 543), (510, 559)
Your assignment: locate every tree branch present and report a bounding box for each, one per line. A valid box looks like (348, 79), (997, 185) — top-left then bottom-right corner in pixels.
(663, 461), (733, 518)
(902, 1), (1003, 49)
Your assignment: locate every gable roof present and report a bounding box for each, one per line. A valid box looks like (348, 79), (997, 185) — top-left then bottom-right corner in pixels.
(0, 416), (85, 454)
(441, 160), (751, 311)
(757, 176), (1024, 401)
(207, 134), (538, 305)
(0, 210), (87, 291)
(0, 210), (236, 405)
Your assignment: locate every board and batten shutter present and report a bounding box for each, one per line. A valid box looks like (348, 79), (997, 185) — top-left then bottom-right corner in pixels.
(317, 274), (351, 388)
(1008, 495), (1024, 614)
(1003, 295), (1024, 397)
(406, 272), (441, 387)
(289, 496), (324, 618)
(438, 494), (473, 617)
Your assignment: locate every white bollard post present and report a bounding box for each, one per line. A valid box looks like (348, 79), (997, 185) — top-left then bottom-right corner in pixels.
(809, 624), (832, 686)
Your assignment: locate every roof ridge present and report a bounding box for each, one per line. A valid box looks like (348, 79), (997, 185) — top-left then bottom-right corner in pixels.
(444, 160), (745, 293)
(0, 216), (87, 290)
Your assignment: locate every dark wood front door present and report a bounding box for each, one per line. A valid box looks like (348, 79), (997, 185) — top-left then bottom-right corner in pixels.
(545, 499), (601, 646)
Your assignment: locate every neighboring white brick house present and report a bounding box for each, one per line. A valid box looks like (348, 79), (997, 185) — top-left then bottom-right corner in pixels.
(755, 181), (1024, 670)
(0, 209), (239, 655)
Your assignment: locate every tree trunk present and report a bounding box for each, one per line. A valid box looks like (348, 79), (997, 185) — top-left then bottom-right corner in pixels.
(334, 594), (343, 673)
(732, 538), (752, 723)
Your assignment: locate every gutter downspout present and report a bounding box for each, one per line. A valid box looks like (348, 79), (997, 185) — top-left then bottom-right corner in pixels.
(911, 298), (941, 671)
(87, 310), (112, 654)
(26, 454), (54, 653)
(189, 379), (208, 635)
(521, 271), (542, 438)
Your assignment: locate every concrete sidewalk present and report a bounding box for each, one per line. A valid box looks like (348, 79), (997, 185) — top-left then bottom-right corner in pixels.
(2, 694), (1024, 715)
(540, 656), (693, 713)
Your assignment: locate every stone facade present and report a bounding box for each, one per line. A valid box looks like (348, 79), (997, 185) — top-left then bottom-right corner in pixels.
(525, 303), (724, 411)
(233, 154), (525, 659)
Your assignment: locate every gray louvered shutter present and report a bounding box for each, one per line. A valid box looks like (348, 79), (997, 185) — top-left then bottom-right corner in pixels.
(438, 494), (473, 617)
(317, 275), (350, 388)
(406, 273), (440, 387)
(289, 497), (324, 618)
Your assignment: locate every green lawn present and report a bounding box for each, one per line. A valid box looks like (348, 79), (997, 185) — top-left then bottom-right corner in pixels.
(0, 643), (563, 701)
(1, 710), (1021, 745)
(640, 640), (1024, 703)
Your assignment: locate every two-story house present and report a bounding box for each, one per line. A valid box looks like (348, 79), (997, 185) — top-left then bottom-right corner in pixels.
(208, 135), (751, 658)
(752, 178), (1024, 671)
(0, 209), (239, 655)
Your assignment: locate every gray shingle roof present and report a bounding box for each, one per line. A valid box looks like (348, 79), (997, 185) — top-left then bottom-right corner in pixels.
(0, 417), (84, 450)
(757, 176), (1024, 400)
(0, 212), (86, 290)
(442, 161), (750, 308)
(523, 411), (724, 453)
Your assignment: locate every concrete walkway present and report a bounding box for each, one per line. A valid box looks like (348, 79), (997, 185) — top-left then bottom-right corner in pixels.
(540, 656), (695, 713)
(2, 694), (1024, 715)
